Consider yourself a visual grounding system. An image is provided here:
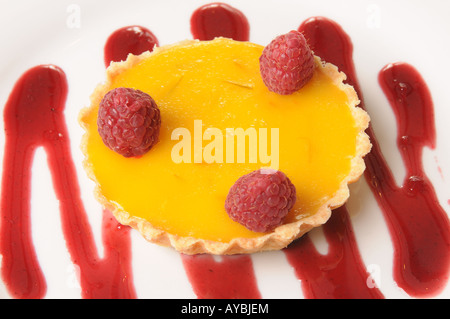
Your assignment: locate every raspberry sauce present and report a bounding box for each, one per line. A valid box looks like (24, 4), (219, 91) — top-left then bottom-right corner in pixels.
(285, 206), (384, 298)
(296, 16), (450, 298)
(181, 254), (261, 298)
(0, 65), (136, 299)
(377, 63), (450, 297)
(104, 25), (159, 67)
(190, 2), (249, 41)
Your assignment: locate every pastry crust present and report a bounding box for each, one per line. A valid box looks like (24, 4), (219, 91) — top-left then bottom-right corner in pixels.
(79, 38), (371, 255)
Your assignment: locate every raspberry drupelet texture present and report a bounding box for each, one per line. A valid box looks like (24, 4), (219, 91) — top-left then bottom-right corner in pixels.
(225, 169), (297, 233)
(259, 30), (315, 95)
(97, 87), (161, 157)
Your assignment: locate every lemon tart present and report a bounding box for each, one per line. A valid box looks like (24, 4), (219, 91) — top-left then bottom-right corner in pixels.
(79, 37), (370, 255)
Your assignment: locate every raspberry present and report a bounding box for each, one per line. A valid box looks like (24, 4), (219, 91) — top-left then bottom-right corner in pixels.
(97, 87), (161, 157)
(225, 169), (296, 233)
(259, 30), (315, 95)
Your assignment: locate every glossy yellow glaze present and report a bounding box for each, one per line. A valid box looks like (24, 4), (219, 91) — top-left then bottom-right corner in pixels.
(83, 38), (357, 242)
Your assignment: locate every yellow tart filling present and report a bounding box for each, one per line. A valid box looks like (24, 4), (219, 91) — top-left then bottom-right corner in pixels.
(81, 38), (364, 244)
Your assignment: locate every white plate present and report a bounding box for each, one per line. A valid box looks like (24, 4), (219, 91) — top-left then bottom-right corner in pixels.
(1, 0), (449, 299)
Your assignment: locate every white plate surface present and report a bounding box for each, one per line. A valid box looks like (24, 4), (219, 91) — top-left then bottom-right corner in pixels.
(1, 0), (450, 299)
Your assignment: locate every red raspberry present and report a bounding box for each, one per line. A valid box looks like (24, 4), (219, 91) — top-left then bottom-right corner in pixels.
(97, 87), (161, 157)
(259, 30), (315, 95)
(225, 169), (296, 233)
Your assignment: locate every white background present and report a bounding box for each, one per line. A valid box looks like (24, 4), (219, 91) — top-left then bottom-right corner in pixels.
(0, 0), (449, 299)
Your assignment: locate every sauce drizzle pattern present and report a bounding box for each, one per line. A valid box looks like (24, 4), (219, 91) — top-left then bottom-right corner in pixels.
(1, 3), (449, 299)
(376, 63), (450, 297)
(0, 65), (135, 299)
